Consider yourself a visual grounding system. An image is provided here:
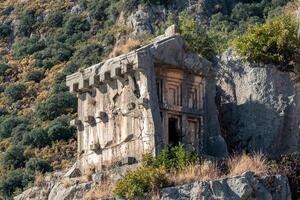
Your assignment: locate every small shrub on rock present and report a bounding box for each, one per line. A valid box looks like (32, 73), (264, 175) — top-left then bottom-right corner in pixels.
(143, 145), (198, 170)
(18, 9), (37, 37)
(64, 15), (90, 35)
(113, 167), (168, 199)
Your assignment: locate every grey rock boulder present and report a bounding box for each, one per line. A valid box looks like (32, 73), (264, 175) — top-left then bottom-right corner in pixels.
(216, 49), (300, 156)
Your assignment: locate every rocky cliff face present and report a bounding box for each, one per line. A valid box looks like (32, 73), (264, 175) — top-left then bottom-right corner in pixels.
(216, 49), (300, 156)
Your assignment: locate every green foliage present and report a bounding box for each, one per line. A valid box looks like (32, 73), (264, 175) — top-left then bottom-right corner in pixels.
(47, 117), (75, 142)
(1, 145), (26, 170)
(45, 11), (64, 27)
(23, 128), (49, 148)
(0, 168), (33, 197)
(11, 123), (31, 145)
(25, 158), (51, 173)
(18, 9), (37, 37)
(13, 36), (46, 58)
(4, 83), (26, 102)
(64, 15), (90, 35)
(143, 145), (199, 170)
(0, 115), (27, 139)
(0, 23), (12, 39)
(70, 44), (103, 68)
(34, 41), (73, 69)
(234, 15), (300, 70)
(0, 63), (10, 76)
(26, 69), (44, 82)
(113, 167), (168, 199)
(35, 92), (77, 120)
(179, 11), (217, 60)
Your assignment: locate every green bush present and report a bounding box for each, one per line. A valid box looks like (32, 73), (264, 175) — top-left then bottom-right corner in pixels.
(4, 83), (26, 101)
(13, 36), (46, 58)
(0, 168), (33, 197)
(11, 123), (31, 145)
(64, 15), (90, 35)
(1, 145), (26, 170)
(70, 44), (103, 68)
(0, 63), (10, 76)
(47, 123), (74, 142)
(143, 145), (198, 170)
(35, 92), (77, 120)
(113, 167), (168, 199)
(45, 11), (64, 27)
(234, 15), (300, 71)
(23, 128), (49, 148)
(179, 11), (217, 60)
(0, 115), (27, 139)
(18, 9), (37, 37)
(0, 24), (12, 39)
(25, 158), (51, 173)
(26, 70), (44, 82)
(34, 41), (73, 69)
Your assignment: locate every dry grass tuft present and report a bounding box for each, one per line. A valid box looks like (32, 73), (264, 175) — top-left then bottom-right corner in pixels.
(109, 38), (142, 58)
(83, 164), (95, 181)
(228, 153), (268, 176)
(83, 181), (113, 200)
(168, 161), (222, 186)
(34, 172), (46, 187)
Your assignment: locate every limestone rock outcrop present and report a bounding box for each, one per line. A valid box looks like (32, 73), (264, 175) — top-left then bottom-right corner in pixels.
(158, 172), (291, 200)
(216, 49), (300, 156)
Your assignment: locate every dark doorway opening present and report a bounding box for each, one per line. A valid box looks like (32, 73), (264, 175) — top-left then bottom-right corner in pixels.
(168, 117), (180, 145)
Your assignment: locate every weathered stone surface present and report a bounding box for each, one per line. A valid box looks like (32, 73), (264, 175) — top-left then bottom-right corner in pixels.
(159, 172), (291, 200)
(48, 181), (92, 200)
(66, 28), (228, 171)
(217, 49), (300, 156)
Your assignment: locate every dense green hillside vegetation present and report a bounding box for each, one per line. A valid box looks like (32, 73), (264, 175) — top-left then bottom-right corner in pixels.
(0, 0), (298, 198)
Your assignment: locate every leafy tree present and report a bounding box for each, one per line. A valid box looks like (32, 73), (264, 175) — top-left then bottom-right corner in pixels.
(18, 9), (37, 37)
(11, 123), (31, 145)
(48, 124), (74, 141)
(0, 63), (10, 76)
(64, 15), (90, 35)
(36, 92), (77, 120)
(179, 11), (217, 60)
(45, 11), (64, 27)
(0, 169), (33, 197)
(1, 145), (26, 169)
(0, 24), (12, 39)
(234, 15), (300, 71)
(34, 41), (73, 69)
(0, 115), (27, 139)
(26, 69), (44, 82)
(13, 36), (46, 58)
(23, 128), (49, 148)
(71, 44), (103, 68)
(4, 83), (26, 102)
(25, 158), (51, 173)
